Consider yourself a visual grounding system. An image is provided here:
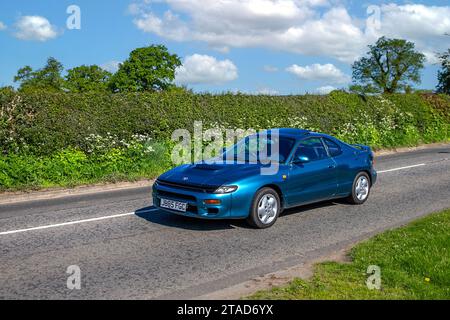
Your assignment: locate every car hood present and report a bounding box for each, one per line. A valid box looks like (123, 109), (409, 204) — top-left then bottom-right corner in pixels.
(158, 162), (266, 186)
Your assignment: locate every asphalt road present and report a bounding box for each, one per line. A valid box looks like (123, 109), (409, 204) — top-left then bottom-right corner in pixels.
(1, 145), (449, 299)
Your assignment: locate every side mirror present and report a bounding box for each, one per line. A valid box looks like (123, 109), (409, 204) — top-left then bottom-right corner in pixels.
(293, 155), (310, 164)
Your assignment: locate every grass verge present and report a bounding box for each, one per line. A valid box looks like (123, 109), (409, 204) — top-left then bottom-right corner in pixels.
(247, 209), (450, 300)
(0, 142), (171, 192)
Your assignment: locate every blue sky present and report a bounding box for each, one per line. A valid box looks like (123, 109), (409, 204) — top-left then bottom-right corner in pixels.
(0, 0), (448, 94)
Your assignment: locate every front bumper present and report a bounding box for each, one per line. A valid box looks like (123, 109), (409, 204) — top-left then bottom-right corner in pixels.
(152, 182), (236, 219)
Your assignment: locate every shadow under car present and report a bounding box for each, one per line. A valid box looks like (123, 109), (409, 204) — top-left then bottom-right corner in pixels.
(135, 199), (341, 230)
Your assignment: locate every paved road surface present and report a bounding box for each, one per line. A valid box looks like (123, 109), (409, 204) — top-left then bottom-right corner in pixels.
(1, 145), (449, 299)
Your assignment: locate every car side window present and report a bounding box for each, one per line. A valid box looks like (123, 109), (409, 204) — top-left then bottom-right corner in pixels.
(323, 138), (342, 157)
(294, 138), (328, 161)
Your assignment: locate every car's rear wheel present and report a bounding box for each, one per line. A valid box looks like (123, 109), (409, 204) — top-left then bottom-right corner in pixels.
(347, 172), (371, 204)
(246, 187), (280, 229)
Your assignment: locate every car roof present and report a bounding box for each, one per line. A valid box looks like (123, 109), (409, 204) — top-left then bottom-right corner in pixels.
(263, 128), (311, 139)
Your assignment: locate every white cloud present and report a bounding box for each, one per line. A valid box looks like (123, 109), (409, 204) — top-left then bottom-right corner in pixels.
(256, 87), (279, 95)
(287, 63), (350, 84)
(210, 45), (231, 54)
(127, 3), (142, 15)
(305, 0), (329, 6)
(422, 51), (441, 65)
(316, 85), (336, 94)
(101, 60), (121, 73)
(175, 54), (238, 85)
(373, 4), (450, 64)
(379, 4), (450, 41)
(0, 21), (6, 30)
(130, 1), (364, 62)
(130, 1), (450, 63)
(133, 10), (190, 41)
(263, 65), (279, 72)
(14, 16), (59, 41)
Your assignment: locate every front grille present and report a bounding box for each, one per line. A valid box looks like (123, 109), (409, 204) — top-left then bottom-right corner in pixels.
(157, 179), (218, 193)
(157, 190), (196, 201)
(187, 205), (198, 214)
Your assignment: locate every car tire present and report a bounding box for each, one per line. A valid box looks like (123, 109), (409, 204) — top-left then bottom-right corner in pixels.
(347, 172), (371, 205)
(246, 187), (281, 229)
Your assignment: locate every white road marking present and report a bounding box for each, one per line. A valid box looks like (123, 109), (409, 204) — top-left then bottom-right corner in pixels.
(0, 209), (158, 236)
(378, 163), (426, 174)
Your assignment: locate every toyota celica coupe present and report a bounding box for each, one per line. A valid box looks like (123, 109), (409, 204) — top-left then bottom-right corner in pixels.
(152, 129), (377, 228)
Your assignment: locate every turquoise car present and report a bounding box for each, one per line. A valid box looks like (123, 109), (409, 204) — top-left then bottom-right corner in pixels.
(153, 129), (377, 228)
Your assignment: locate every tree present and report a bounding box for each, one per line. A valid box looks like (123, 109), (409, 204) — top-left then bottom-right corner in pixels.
(14, 66), (34, 84)
(109, 45), (181, 92)
(351, 37), (426, 94)
(65, 65), (112, 92)
(14, 57), (65, 91)
(436, 49), (450, 94)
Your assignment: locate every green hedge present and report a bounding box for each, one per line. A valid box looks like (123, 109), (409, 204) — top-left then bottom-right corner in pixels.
(1, 89), (449, 190)
(1, 89), (449, 156)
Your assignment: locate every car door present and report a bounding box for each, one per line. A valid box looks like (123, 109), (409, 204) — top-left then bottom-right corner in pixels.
(285, 137), (338, 206)
(322, 137), (350, 195)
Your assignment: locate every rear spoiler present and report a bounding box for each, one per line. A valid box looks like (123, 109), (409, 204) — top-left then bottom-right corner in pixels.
(350, 144), (372, 153)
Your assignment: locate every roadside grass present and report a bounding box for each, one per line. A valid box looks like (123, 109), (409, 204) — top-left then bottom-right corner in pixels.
(0, 142), (171, 192)
(247, 209), (450, 300)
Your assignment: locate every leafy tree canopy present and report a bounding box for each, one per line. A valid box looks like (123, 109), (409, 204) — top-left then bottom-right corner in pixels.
(14, 57), (65, 91)
(436, 49), (450, 94)
(109, 45), (181, 92)
(65, 65), (112, 92)
(351, 37), (426, 94)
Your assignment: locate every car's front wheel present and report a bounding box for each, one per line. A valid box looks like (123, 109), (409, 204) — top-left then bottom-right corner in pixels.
(347, 172), (371, 204)
(246, 187), (281, 229)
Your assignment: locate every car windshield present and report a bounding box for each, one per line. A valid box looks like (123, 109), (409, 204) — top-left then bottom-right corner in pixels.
(223, 135), (295, 164)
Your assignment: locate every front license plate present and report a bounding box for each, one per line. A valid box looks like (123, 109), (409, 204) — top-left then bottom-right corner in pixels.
(160, 198), (188, 212)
